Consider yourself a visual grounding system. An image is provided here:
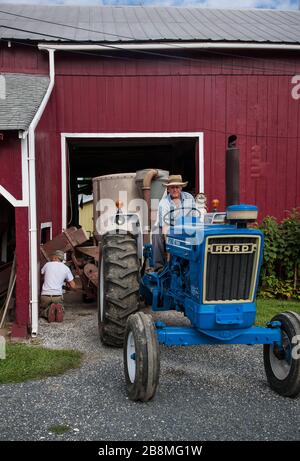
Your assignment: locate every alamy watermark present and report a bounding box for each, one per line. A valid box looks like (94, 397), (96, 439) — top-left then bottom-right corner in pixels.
(292, 335), (300, 360)
(95, 192), (205, 237)
(0, 75), (6, 100)
(0, 335), (6, 360)
(291, 75), (300, 100)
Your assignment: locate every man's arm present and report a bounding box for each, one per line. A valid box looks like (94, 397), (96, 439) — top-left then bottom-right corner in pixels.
(162, 224), (169, 236)
(65, 267), (76, 290)
(41, 263), (47, 275)
(67, 279), (76, 290)
(158, 198), (171, 234)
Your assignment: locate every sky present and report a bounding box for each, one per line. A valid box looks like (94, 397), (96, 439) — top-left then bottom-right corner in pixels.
(0, 0), (299, 9)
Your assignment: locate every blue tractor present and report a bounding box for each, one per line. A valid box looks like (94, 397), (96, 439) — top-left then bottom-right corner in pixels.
(98, 145), (300, 402)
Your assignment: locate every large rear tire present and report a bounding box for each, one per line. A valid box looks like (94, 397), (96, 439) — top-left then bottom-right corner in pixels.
(98, 232), (140, 347)
(264, 311), (300, 398)
(124, 312), (160, 402)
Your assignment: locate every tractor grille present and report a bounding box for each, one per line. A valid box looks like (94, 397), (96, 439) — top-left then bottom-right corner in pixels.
(203, 236), (261, 303)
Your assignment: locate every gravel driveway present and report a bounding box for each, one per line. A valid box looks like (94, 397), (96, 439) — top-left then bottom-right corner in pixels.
(0, 294), (299, 441)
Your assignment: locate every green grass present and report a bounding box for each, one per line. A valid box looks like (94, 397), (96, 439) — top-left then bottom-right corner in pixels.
(0, 343), (83, 384)
(256, 298), (300, 326)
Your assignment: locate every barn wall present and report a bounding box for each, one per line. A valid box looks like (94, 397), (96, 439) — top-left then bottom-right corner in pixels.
(12, 206), (30, 337)
(0, 43), (48, 74)
(0, 133), (30, 337)
(35, 98), (62, 239)
(34, 49), (300, 227)
(0, 132), (22, 199)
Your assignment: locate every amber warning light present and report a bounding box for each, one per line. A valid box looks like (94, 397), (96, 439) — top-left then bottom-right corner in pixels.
(211, 199), (220, 211)
(115, 200), (123, 210)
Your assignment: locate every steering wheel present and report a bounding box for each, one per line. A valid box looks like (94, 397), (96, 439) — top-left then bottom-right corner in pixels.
(163, 206), (202, 226)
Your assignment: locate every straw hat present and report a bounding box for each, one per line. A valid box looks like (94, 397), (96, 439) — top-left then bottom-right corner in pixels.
(163, 175), (188, 187)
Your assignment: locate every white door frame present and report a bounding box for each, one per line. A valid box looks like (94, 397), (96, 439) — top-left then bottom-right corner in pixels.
(60, 132), (204, 231)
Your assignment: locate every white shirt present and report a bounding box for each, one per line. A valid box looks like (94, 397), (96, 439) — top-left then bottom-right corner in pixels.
(155, 191), (196, 228)
(41, 261), (74, 296)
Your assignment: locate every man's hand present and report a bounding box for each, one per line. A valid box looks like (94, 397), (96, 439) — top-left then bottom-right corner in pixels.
(162, 225), (169, 236)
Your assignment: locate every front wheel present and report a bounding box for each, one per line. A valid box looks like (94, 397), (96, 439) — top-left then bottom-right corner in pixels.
(264, 311), (300, 398)
(124, 312), (160, 402)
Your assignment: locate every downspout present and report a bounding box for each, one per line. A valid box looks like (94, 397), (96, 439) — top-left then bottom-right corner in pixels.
(29, 49), (55, 337)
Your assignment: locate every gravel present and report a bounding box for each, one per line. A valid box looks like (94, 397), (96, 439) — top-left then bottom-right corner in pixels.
(0, 294), (299, 441)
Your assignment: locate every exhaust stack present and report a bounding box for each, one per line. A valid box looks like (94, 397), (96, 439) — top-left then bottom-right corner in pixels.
(225, 135), (258, 225)
(226, 135), (240, 207)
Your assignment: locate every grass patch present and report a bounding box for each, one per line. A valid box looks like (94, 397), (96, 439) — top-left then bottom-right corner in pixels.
(256, 298), (300, 326)
(0, 343), (83, 384)
(48, 424), (71, 435)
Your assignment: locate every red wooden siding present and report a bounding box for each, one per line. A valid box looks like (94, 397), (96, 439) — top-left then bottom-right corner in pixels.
(0, 43), (48, 74)
(0, 131), (22, 199)
(0, 132), (29, 337)
(35, 112), (62, 238)
(31, 48), (300, 228)
(11, 207), (30, 337)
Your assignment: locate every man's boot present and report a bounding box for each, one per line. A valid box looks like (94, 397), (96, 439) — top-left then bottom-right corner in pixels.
(54, 304), (64, 322)
(47, 304), (56, 323)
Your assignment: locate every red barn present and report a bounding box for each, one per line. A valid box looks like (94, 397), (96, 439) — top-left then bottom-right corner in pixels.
(0, 5), (300, 337)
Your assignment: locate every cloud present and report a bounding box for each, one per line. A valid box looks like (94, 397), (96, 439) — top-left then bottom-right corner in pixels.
(194, 0), (298, 8)
(141, 0), (298, 7)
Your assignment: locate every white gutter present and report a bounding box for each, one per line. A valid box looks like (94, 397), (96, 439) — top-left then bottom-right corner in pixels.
(28, 48), (55, 337)
(38, 42), (300, 51)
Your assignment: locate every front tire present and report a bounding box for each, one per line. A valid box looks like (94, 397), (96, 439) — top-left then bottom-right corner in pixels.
(124, 312), (160, 402)
(98, 232), (140, 347)
(264, 311), (300, 398)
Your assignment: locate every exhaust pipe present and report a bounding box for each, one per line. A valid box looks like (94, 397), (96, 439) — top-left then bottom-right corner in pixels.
(226, 135), (240, 207)
(225, 135), (258, 226)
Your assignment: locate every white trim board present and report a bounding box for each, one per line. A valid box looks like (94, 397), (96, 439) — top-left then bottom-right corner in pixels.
(61, 132), (204, 231)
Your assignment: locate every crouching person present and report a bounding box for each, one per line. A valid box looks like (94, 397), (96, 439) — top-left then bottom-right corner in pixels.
(40, 250), (76, 322)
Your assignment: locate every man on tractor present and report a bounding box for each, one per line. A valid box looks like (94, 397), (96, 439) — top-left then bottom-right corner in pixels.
(152, 174), (195, 271)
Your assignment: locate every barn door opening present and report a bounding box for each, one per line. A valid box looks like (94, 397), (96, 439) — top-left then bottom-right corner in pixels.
(66, 136), (198, 231)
